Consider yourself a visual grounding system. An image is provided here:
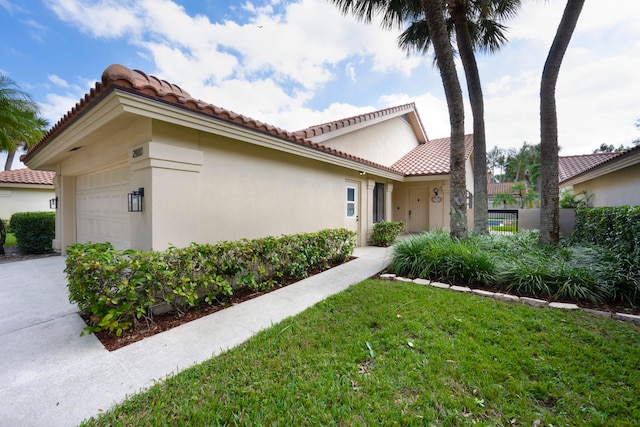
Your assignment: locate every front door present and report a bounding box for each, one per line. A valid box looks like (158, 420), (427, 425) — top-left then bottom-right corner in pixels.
(407, 188), (428, 232)
(345, 182), (359, 235)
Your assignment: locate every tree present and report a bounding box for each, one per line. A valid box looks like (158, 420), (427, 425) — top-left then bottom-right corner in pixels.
(592, 143), (626, 153)
(539, 0), (585, 245)
(399, 0), (521, 235)
(0, 74), (48, 170)
(330, 0), (468, 238)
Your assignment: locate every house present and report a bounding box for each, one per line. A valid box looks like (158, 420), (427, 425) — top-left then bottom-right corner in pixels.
(22, 64), (474, 252)
(0, 168), (55, 221)
(559, 147), (640, 207)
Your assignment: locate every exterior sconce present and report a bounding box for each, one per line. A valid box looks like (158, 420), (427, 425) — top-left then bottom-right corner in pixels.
(467, 190), (473, 209)
(128, 188), (144, 212)
(433, 188), (439, 197)
(358, 171), (366, 176)
(49, 196), (58, 209)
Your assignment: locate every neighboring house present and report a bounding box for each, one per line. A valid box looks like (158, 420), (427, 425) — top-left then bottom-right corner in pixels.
(0, 168), (55, 221)
(559, 147), (640, 207)
(22, 64), (474, 252)
(486, 172), (516, 208)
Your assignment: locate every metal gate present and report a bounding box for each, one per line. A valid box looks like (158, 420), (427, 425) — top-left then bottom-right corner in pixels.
(487, 209), (518, 235)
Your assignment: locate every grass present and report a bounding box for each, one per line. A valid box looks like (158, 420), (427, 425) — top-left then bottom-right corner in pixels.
(390, 231), (640, 307)
(4, 232), (16, 247)
(81, 279), (640, 426)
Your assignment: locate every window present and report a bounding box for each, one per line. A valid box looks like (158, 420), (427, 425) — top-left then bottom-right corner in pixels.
(346, 185), (356, 217)
(373, 182), (385, 223)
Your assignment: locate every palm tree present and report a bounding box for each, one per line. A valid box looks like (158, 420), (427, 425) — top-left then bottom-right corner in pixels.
(0, 74), (48, 170)
(398, 0), (520, 235)
(539, 0), (585, 245)
(329, 0), (468, 238)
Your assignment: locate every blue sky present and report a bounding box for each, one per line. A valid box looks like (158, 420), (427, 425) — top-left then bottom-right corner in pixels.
(2, 0), (639, 169)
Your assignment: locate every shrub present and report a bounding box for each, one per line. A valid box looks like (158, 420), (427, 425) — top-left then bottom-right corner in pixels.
(66, 228), (357, 336)
(371, 221), (405, 247)
(572, 206), (640, 253)
(390, 230), (638, 306)
(9, 211), (55, 254)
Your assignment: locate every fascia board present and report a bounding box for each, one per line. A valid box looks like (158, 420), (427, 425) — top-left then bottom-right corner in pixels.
(25, 92), (125, 169)
(116, 91), (404, 180)
(561, 151), (640, 187)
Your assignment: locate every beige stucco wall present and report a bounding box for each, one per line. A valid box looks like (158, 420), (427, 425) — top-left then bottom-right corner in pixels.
(0, 185), (55, 220)
(313, 116), (420, 167)
(573, 165), (640, 207)
(392, 179), (448, 232)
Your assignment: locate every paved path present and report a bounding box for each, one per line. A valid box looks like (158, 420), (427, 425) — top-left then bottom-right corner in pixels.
(0, 246), (392, 426)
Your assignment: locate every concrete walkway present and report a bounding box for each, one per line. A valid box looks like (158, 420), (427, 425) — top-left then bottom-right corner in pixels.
(0, 246), (393, 426)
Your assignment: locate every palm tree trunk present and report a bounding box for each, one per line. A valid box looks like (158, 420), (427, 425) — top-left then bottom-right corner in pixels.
(421, 0), (467, 239)
(4, 149), (16, 171)
(451, 5), (488, 235)
(539, 0), (585, 245)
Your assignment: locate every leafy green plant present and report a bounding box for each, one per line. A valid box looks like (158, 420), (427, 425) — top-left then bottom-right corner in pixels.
(371, 221), (405, 247)
(9, 211), (55, 254)
(390, 230), (639, 306)
(559, 188), (592, 208)
(66, 228), (357, 336)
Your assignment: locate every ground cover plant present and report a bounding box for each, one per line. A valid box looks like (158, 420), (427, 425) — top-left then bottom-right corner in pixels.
(390, 230), (640, 308)
(81, 279), (640, 426)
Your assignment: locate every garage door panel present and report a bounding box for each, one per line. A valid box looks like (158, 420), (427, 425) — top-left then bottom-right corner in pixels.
(76, 166), (131, 249)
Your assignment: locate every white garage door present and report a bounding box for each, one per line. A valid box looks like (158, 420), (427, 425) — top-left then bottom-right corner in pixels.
(76, 165), (131, 249)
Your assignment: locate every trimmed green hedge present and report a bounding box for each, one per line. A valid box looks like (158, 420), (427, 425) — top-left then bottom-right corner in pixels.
(66, 228), (357, 336)
(572, 206), (640, 253)
(9, 212), (55, 254)
(371, 221), (405, 247)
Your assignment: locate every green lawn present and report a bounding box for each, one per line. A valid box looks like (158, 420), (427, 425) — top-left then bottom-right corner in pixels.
(82, 279), (640, 426)
(4, 232), (16, 247)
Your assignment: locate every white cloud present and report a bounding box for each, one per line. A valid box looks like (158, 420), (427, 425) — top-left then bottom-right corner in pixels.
(44, 0), (143, 38)
(35, 0), (640, 159)
(47, 74), (70, 88)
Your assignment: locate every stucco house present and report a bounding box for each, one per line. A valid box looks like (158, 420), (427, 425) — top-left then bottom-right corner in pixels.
(22, 64), (474, 252)
(559, 147), (640, 207)
(0, 168), (55, 221)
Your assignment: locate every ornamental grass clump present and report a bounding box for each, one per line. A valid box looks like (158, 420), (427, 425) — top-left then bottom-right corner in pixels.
(390, 230), (639, 307)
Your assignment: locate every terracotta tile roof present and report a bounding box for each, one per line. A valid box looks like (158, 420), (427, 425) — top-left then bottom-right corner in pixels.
(488, 182), (514, 196)
(558, 152), (621, 182)
(391, 134), (474, 176)
(22, 64), (402, 176)
(0, 168), (55, 185)
(294, 103), (423, 139)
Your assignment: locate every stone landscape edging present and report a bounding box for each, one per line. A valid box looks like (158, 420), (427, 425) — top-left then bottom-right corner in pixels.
(377, 273), (640, 325)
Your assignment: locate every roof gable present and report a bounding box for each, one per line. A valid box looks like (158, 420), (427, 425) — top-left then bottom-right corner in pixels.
(0, 168), (55, 186)
(294, 103), (428, 144)
(22, 64), (404, 177)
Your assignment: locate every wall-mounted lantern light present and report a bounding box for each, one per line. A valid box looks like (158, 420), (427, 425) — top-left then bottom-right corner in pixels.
(128, 187), (144, 212)
(49, 196), (58, 209)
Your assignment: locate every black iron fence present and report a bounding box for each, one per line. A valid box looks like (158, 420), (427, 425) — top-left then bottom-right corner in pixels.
(487, 209), (519, 235)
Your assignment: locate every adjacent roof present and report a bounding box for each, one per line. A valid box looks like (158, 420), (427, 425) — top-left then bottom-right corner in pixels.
(488, 182), (514, 196)
(559, 145), (640, 185)
(0, 168), (55, 186)
(294, 103), (428, 144)
(391, 134), (474, 176)
(558, 152), (621, 182)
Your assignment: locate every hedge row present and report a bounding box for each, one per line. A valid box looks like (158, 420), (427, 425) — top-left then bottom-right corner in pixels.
(9, 211), (55, 254)
(66, 228), (357, 336)
(572, 206), (640, 253)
